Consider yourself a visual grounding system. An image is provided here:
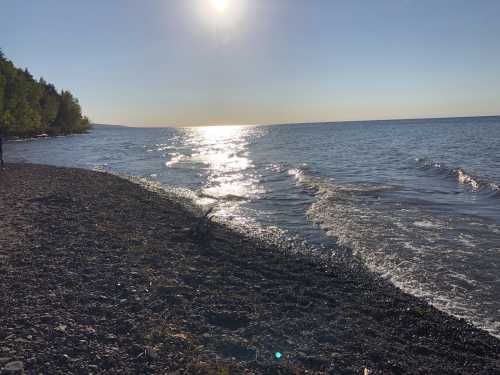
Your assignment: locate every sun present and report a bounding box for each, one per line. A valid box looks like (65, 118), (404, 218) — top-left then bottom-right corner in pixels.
(212, 0), (228, 13)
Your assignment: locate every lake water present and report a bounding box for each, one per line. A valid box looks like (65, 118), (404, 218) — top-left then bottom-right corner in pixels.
(6, 116), (500, 337)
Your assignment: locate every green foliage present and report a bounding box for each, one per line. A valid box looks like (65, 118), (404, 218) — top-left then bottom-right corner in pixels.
(0, 49), (91, 137)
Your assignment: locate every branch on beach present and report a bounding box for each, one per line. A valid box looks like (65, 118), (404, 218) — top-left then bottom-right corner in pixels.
(191, 206), (216, 244)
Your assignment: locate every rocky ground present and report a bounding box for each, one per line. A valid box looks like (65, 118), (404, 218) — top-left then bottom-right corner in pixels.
(0, 164), (499, 374)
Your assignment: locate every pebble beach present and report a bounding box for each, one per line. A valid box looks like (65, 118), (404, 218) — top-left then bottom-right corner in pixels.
(0, 164), (499, 374)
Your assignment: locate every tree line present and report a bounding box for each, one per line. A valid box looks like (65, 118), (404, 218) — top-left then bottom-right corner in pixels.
(0, 49), (91, 138)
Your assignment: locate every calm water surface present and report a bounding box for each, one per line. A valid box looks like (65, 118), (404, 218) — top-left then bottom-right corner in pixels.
(6, 116), (500, 337)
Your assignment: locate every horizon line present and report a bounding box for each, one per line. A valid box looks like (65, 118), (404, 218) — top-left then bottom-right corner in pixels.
(93, 113), (500, 129)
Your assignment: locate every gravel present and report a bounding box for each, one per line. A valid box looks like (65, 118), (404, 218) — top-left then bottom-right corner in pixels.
(0, 164), (499, 374)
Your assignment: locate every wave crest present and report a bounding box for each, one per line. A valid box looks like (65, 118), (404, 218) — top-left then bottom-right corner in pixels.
(415, 158), (499, 195)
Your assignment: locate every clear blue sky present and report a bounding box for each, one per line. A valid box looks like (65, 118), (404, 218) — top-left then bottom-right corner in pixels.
(1, 0), (499, 126)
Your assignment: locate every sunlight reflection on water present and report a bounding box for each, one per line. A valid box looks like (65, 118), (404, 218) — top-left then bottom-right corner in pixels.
(6, 118), (500, 337)
(168, 125), (265, 218)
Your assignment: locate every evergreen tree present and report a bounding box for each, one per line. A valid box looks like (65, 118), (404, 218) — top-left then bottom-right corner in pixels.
(0, 49), (91, 137)
(52, 91), (81, 134)
(39, 78), (60, 129)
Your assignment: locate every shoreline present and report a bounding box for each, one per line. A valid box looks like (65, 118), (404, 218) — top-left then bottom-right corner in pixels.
(0, 163), (499, 374)
(5, 131), (91, 142)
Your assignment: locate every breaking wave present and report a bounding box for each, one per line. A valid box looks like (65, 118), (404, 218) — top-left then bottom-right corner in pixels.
(289, 167), (500, 338)
(416, 158), (499, 196)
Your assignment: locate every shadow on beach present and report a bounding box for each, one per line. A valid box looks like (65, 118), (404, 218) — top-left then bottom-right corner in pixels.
(0, 164), (498, 374)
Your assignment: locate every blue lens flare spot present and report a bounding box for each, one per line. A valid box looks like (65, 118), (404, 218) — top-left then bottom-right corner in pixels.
(275, 352), (283, 360)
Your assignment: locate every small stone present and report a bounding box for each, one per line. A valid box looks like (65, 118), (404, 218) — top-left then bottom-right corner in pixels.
(55, 324), (67, 332)
(104, 334), (118, 342)
(2, 360), (24, 373)
(83, 327), (96, 334)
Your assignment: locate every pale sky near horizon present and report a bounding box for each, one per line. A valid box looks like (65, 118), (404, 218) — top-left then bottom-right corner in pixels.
(1, 0), (500, 127)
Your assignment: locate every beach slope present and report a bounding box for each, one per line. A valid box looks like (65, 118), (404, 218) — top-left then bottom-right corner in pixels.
(0, 164), (498, 374)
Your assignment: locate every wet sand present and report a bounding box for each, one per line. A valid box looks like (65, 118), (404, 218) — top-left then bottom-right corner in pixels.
(0, 164), (498, 374)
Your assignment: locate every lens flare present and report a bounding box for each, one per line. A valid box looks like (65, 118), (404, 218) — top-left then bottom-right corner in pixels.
(212, 0), (228, 13)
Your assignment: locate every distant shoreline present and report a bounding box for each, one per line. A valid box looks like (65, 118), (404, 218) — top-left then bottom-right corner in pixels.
(0, 163), (498, 374)
(5, 130), (91, 142)
(92, 114), (500, 129)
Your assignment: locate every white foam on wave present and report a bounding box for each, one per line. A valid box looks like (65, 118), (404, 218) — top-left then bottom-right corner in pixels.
(165, 153), (186, 167)
(456, 168), (480, 190)
(266, 163), (286, 173)
(457, 234), (477, 248)
(91, 164), (109, 172)
(291, 168), (500, 338)
(413, 220), (440, 229)
(416, 158), (499, 195)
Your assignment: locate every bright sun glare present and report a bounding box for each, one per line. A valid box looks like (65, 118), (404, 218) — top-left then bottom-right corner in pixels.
(212, 0), (228, 13)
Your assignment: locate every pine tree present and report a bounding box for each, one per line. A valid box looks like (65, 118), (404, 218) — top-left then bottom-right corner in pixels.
(0, 49), (91, 137)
